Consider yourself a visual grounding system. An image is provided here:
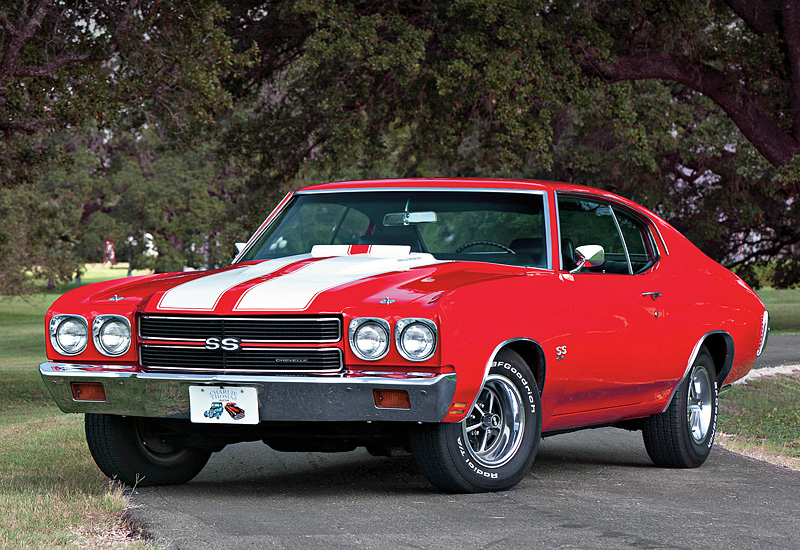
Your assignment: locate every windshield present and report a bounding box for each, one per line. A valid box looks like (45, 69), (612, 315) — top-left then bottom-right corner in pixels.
(239, 190), (548, 268)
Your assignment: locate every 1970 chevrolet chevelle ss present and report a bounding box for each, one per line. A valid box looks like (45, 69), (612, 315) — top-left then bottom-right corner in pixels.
(40, 178), (769, 492)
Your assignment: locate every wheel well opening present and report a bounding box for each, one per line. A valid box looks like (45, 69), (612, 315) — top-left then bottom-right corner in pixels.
(503, 340), (546, 395)
(702, 332), (734, 386)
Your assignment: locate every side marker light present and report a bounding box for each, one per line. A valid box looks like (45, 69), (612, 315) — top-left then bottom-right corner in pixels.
(70, 382), (106, 402)
(373, 389), (411, 409)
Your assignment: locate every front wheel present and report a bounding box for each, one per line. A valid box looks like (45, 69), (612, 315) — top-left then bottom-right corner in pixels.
(85, 414), (212, 487)
(410, 349), (541, 492)
(642, 347), (718, 468)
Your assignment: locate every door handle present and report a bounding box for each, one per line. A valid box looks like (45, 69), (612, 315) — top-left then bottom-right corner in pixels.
(641, 291), (662, 301)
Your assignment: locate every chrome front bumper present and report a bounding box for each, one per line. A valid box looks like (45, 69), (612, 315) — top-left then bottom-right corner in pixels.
(39, 362), (456, 423)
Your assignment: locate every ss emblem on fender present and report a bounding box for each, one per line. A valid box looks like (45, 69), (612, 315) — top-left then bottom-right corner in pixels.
(205, 337), (242, 351)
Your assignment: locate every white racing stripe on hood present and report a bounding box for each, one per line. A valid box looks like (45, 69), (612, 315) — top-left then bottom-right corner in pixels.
(234, 254), (441, 311)
(157, 255), (311, 311)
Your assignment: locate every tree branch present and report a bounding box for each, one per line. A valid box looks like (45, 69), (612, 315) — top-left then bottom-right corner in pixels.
(583, 51), (800, 166)
(0, 0), (55, 85)
(14, 52), (106, 78)
(778, 0), (800, 141)
(723, 0), (780, 36)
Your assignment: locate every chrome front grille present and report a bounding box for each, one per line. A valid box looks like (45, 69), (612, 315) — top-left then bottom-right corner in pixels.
(139, 345), (343, 374)
(139, 315), (341, 343)
(138, 315), (343, 374)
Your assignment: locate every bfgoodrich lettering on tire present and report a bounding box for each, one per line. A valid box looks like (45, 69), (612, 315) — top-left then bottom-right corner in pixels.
(410, 349), (542, 492)
(642, 346), (718, 468)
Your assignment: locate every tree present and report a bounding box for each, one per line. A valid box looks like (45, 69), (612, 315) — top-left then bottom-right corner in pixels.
(571, 0), (800, 169)
(220, 0), (799, 286)
(0, 0), (250, 294)
(0, 0), (248, 185)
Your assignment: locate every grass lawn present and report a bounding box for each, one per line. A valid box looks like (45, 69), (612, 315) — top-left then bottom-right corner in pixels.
(755, 288), (800, 333)
(0, 264), (155, 549)
(718, 374), (800, 469)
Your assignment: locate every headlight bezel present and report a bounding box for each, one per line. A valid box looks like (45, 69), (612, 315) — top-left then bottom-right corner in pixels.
(349, 318), (391, 361)
(49, 314), (89, 356)
(395, 318), (437, 362)
(92, 315), (132, 357)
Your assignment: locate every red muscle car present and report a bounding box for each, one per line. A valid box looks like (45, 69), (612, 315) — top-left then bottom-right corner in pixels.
(40, 178), (769, 492)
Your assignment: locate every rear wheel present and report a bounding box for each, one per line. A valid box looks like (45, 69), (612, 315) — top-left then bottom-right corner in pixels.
(643, 347), (718, 468)
(85, 414), (211, 487)
(411, 349), (541, 492)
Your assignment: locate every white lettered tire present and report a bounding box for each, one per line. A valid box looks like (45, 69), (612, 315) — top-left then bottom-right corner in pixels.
(411, 349), (542, 492)
(642, 347), (718, 468)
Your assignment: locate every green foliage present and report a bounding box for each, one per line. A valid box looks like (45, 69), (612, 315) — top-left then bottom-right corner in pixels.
(2, 0), (800, 293)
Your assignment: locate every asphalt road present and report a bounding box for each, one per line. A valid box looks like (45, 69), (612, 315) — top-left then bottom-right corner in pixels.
(131, 335), (800, 549)
(132, 429), (799, 550)
(753, 332), (800, 369)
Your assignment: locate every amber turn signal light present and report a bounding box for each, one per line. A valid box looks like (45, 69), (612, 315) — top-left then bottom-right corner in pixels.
(70, 382), (106, 402)
(373, 389), (411, 409)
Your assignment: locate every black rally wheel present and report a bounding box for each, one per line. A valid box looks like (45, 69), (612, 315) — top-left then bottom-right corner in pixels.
(411, 349), (542, 493)
(642, 347), (718, 468)
(85, 414), (211, 487)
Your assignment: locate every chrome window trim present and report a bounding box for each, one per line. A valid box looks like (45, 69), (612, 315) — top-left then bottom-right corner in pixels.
(92, 314), (132, 357)
(235, 187), (553, 271)
(651, 223), (670, 256)
(395, 318), (438, 362)
(138, 315), (342, 343)
(49, 314), (90, 356)
(608, 208), (633, 275)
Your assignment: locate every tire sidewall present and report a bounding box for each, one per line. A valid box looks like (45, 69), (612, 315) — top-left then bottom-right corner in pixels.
(678, 352), (718, 461)
(443, 352), (542, 491)
(86, 414), (210, 486)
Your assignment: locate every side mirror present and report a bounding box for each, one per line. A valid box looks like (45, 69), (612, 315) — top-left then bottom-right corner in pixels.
(234, 242), (247, 254)
(570, 245), (604, 274)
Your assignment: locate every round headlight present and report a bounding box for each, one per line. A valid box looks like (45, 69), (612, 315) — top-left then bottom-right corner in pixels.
(50, 315), (89, 356)
(396, 319), (437, 362)
(349, 318), (390, 361)
(93, 315), (131, 356)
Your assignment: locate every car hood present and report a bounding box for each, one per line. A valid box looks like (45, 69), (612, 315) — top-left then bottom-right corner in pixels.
(63, 246), (530, 314)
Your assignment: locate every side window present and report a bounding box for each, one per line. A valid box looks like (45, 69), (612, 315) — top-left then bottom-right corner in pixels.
(614, 208), (657, 273)
(558, 196), (628, 274)
(557, 195), (657, 274)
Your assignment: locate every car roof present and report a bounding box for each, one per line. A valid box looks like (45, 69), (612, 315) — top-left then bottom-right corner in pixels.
(297, 177), (598, 195)
(292, 178), (670, 235)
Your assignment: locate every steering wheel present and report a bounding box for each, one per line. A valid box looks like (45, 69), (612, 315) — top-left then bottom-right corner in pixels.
(455, 240), (515, 254)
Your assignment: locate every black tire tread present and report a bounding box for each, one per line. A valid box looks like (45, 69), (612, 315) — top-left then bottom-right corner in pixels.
(411, 422), (478, 493)
(85, 413), (211, 487)
(642, 349), (717, 468)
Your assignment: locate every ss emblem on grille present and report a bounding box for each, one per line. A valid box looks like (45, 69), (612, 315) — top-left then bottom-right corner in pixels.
(205, 337), (242, 351)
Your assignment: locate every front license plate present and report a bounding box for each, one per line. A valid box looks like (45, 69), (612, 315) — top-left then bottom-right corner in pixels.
(189, 386), (259, 425)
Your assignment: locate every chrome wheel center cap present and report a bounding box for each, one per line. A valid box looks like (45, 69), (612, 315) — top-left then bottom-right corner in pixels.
(482, 413), (501, 428)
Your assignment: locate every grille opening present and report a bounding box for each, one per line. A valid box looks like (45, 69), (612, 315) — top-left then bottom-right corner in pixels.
(139, 315), (342, 343)
(138, 315), (344, 374)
